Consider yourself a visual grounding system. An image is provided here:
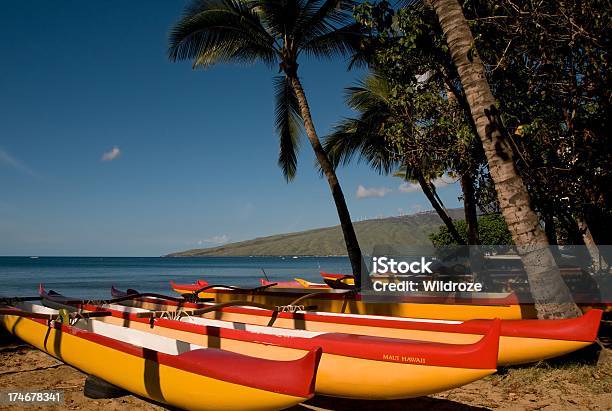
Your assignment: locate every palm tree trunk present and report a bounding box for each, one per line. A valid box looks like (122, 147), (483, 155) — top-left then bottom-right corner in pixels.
(576, 217), (607, 272)
(415, 171), (465, 245)
(460, 173), (479, 245)
(429, 0), (581, 318)
(289, 75), (363, 285)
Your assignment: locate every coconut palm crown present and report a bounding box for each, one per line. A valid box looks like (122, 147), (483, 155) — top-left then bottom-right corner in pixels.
(169, 0), (362, 178)
(168, 0), (366, 281)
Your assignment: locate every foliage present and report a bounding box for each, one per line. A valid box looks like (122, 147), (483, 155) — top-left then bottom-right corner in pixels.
(323, 71), (466, 245)
(466, 0), (612, 244)
(354, 0), (611, 244)
(353, 1), (491, 210)
(429, 214), (513, 246)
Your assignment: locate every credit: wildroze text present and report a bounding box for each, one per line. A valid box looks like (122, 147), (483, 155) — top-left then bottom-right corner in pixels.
(371, 256), (483, 293)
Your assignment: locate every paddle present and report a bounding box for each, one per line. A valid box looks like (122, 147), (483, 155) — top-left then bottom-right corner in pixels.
(189, 283), (279, 295)
(260, 268), (270, 282)
(178, 282), (279, 303)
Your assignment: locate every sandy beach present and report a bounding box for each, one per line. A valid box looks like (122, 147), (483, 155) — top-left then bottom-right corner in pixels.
(1, 326), (610, 411)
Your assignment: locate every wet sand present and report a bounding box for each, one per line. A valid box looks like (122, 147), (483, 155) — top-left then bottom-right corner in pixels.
(1, 327), (610, 411)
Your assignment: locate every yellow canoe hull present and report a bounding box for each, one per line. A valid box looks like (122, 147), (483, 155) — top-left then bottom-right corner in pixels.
(0, 315), (309, 410)
(205, 310), (591, 366)
(128, 299), (593, 367)
(181, 288), (534, 320)
(94, 314), (496, 399)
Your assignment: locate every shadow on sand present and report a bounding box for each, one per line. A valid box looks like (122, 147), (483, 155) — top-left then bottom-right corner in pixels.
(288, 395), (491, 411)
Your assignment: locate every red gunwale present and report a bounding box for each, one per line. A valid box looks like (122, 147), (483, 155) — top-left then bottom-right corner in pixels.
(112, 286), (602, 343)
(49, 288), (500, 370)
(260, 279), (304, 287)
(4, 305), (319, 398)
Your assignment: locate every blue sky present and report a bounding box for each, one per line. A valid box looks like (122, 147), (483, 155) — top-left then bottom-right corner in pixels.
(0, 1), (462, 256)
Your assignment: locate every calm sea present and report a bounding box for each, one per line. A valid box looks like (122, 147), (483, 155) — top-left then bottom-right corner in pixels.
(0, 256), (351, 299)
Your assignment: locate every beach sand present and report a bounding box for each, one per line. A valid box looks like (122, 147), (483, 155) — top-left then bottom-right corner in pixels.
(1, 327), (610, 411)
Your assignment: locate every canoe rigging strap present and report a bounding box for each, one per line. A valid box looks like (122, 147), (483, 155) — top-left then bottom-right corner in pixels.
(263, 290), (355, 326)
(135, 300), (276, 319)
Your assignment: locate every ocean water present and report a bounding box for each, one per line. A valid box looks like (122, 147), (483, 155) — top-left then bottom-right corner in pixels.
(0, 256), (351, 299)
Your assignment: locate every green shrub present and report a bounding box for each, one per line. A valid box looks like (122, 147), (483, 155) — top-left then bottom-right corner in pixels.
(429, 214), (513, 246)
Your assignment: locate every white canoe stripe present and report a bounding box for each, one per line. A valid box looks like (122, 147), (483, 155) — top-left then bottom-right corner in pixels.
(309, 311), (463, 324)
(128, 299), (463, 325)
(15, 302), (207, 355)
(79, 302), (327, 339)
(180, 316), (327, 338)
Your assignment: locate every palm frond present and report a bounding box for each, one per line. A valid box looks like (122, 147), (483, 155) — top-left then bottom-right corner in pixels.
(344, 73), (390, 111)
(300, 22), (364, 59)
(168, 0), (277, 68)
(324, 116), (398, 175)
(258, 0), (306, 39)
(295, 0), (357, 41)
(274, 75), (303, 181)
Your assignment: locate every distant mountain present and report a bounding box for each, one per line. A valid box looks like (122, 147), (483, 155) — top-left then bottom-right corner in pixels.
(165, 209), (465, 257)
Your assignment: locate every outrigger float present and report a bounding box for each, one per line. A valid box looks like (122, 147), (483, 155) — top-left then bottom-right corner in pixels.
(114, 286), (602, 366)
(0, 299), (321, 411)
(40, 286), (501, 400)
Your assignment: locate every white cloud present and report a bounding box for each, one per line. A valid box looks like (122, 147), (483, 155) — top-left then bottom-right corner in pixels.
(398, 176), (455, 193)
(101, 146), (121, 162)
(0, 147), (37, 177)
(197, 235), (229, 245)
(432, 176), (451, 188)
(356, 185), (392, 199)
(398, 182), (420, 193)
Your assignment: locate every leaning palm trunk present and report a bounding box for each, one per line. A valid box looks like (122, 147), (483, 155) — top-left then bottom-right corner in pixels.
(576, 217), (607, 272)
(290, 76), (363, 283)
(413, 171), (465, 245)
(460, 173), (479, 245)
(429, 0), (581, 318)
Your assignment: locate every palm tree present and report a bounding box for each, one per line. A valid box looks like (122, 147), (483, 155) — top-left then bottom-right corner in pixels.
(168, 0), (365, 283)
(428, 0), (581, 318)
(324, 73), (466, 244)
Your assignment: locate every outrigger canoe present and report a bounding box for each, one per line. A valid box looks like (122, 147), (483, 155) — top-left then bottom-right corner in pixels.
(170, 279), (537, 320)
(0, 300), (320, 410)
(41, 287), (501, 400)
(112, 287), (603, 366)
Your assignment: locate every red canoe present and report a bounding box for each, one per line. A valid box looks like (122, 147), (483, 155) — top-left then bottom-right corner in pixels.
(41, 286), (502, 399)
(111, 286), (602, 366)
